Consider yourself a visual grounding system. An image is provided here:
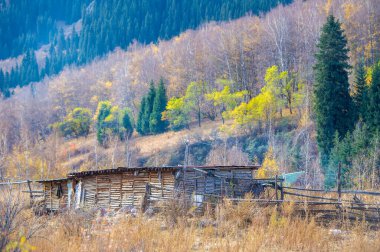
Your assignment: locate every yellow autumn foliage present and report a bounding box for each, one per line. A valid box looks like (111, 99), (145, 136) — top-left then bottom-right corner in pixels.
(104, 81), (113, 89)
(256, 146), (279, 178)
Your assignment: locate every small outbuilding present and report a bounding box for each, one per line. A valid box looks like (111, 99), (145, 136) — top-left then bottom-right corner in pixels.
(38, 165), (260, 212)
(36, 178), (72, 211)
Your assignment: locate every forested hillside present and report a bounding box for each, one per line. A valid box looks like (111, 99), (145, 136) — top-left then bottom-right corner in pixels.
(0, 0), (290, 96)
(0, 0), (379, 190)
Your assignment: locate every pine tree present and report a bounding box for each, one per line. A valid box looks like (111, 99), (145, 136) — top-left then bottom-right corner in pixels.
(353, 61), (368, 120)
(20, 50), (39, 86)
(314, 15), (354, 171)
(367, 62), (380, 133)
(326, 132), (353, 189)
(121, 109), (134, 139)
(137, 97), (147, 135)
(142, 81), (156, 134)
(0, 69), (4, 94)
(150, 78), (169, 133)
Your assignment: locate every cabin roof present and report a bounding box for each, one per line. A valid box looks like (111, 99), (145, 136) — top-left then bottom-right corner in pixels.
(67, 165), (260, 178)
(36, 178), (68, 183)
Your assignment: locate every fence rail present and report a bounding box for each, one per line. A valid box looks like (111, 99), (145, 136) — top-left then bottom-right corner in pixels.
(144, 178), (380, 223)
(283, 186), (380, 196)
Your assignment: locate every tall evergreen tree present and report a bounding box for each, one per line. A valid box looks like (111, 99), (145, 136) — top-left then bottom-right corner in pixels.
(0, 70), (4, 94)
(150, 78), (169, 133)
(136, 97), (147, 135)
(353, 61), (368, 120)
(367, 62), (380, 133)
(313, 15), (354, 172)
(20, 50), (39, 86)
(141, 81), (156, 134)
(121, 109), (134, 138)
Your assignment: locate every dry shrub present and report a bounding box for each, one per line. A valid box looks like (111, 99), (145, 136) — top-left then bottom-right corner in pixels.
(22, 196), (380, 251)
(0, 186), (47, 251)
(32, 213), (196, 252)
(216, 193), (263, 230)
(158, 195), (192, 227)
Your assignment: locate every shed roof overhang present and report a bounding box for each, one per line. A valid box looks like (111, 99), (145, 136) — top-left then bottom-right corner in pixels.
(36, 178), (68, 183)
(67, 165), (260, 178)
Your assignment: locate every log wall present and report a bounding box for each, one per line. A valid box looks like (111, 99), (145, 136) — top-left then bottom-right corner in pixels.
(79, 170), (176, 210)
(183, 169), (253, 197)
(44, 181), (69, 211)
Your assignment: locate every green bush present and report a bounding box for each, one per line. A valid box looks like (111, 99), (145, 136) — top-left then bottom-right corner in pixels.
(56, 107), (92, 138)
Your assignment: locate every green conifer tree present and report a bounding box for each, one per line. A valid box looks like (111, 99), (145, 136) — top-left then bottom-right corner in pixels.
(326, 132), (353, 189)
(142, 81), (156, 134)
(137, 97), (147, 135)
(353, 61), (368, 121)
(314, 15), (354, 172)
(367, 62), (380, 133)
(150, 78), (169, 133)
(121, 109), (134, 139)
(0, 70), (4, 94)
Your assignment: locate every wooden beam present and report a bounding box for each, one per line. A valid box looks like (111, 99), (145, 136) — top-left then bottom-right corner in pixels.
(26, 180), (34, 205)
(275, 175), (278, 202)
(95, 176), (98, 205)
(120, 173), (123, 207)
(337, 163), (342, 203)
(50, 181), (52, 211)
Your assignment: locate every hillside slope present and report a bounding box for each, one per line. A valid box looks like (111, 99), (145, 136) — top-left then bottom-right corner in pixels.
(0, 0), (379, 190)
(0, 0), (291, 95)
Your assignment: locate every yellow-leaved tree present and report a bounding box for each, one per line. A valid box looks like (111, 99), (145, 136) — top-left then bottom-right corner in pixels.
(205, 79), (247, 124)
(162, 96), (190, 131)
(256, 146), (279, 178)
(225, 65), (286, 131)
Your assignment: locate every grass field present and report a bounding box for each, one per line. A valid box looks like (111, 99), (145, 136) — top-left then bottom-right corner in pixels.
(1, 191), (378, 252)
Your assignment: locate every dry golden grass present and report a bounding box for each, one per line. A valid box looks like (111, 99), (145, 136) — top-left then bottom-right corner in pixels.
(14, 197), (379, 252)
(133, 119), (228, 156)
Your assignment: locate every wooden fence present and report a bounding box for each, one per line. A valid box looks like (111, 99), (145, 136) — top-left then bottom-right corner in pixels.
(0, 180), (44, 204)
(143, 176), (380, 223)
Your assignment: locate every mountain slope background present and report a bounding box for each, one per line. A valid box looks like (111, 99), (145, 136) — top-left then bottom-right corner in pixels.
(0, 0), (290, 95)
(0, 0), (379, 189)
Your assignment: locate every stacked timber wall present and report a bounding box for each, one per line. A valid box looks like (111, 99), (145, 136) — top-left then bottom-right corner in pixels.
(78, 170), (175, 210)
(44, 181), (69, 211)
(183, 168), (253, 197)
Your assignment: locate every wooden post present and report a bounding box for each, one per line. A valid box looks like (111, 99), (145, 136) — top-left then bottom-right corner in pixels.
(232, 173), (235, 198)
(120, 173), (123, 208)
(108, 176), (111, 206)
(95, 175), (98, 205)
(275, 175), (278, 201)
(337, 163), (342, 203)
(221, 179), (223, 197)
(141, 183), (150, 212)
(195, 178), (198, 194)
(132, 175), (135, 207)
(50, 181), (53, 211)
(280, 180), (284, 201)
(27, 180), (34, 205)
(160, 172), (164, 197)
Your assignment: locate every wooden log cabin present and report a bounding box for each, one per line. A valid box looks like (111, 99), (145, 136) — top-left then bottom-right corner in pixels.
(38, 165), (260, 212)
